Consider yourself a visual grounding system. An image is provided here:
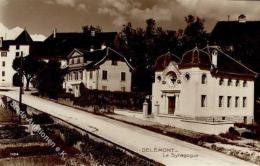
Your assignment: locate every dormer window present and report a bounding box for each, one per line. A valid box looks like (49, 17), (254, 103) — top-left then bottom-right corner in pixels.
(201, 74), (207, 84)
(16, 45), (20, 50)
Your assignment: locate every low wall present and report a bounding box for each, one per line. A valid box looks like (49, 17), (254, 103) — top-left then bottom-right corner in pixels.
(154, 115), (234, 135)
(114, 109), (143, 119)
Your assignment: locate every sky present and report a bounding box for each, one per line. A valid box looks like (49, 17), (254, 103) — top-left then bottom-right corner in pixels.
(0, 0), (260, 41)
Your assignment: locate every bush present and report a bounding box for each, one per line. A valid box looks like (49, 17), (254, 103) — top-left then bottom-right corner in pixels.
(241, 132), (258, 139)
(219, 132), (240, 140)
(229, 127), (240, 136)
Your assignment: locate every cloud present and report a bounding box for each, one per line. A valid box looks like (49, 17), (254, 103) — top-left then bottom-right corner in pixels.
(0, 22), (46, 41)
(97, 0), (260, 30)
(46, 0), (87, 11)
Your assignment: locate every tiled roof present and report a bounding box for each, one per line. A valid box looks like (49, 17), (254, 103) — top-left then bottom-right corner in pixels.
(32, 32), (117, 60)
(179, 47), (212, 70)
(154, 52), (181, 71)
(211, 21), (260, 45)
(203, 46), (258, 78)
(68, 47), (134, 71)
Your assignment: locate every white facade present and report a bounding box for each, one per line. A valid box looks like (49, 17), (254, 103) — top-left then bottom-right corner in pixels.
(64, 48), (133, 97)
(0, 44), (30, 87)
(152, 47), (257, 123)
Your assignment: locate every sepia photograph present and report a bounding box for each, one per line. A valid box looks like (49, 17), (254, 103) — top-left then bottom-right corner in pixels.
(0, 0), (259, 165)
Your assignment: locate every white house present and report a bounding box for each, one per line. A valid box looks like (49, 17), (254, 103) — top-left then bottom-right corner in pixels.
(64, 47), (134, 97)
(0, 30), (32, 87)
(152, 46), (258, 124)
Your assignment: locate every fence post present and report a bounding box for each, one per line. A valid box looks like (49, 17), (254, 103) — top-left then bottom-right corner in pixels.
(143, 100), (148, 118)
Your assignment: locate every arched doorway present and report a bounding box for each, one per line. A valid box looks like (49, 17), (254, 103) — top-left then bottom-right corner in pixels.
(12, 73), (22, 87)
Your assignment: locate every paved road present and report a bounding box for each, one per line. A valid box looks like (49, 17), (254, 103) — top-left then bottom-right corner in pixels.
(0, 91), (256, 166)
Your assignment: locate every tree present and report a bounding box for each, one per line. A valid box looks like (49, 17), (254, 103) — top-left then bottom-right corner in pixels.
(12, 55), (44, 90)
(35, 60), (65, 99)
(183, 15), (208, 49)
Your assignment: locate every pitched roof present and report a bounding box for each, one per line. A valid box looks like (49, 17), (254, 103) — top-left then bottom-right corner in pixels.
(179, 47), (212, 70)
(14, 30), (33, 45)
(68, 47), (134, 71)
(211, 21), (260, 45)
(202, 46), (258, 78)
(154, 52), (181, 71)
(32, 32), (117, 60)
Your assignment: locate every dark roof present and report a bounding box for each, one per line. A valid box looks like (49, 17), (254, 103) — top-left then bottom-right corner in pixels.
(32, 32), (117, 60)
(202, 46), (258, 78)
(0, 40), (15, 51)
(14, 30), (33, 45)
(67, 47), (134, 71)
(154, 52), (181, 71)
(211, 21), (260, 45)
(179, 47), (211, 70)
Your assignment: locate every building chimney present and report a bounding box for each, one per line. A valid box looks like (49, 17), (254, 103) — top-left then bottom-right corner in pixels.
(53, 28), (57, 38)
(212, 49), (218, 67)
(0, 37), (3, 48)
(238, 14), (246, 23)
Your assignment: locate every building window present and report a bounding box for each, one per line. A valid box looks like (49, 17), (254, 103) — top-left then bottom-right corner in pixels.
(71, 59), (74, 64)
(228, 79), (232, 86)
(102, 86), (107, 91)
(201, 74), (207, 84)
(16, 45), (19, 50)
(89, 71), (93, 79)
(102, 70), (107, 80)
(1, 52), (7, 57)
(243, 97), (247, 108)
(121, 72), (126, 81)
(243, 81), (247, 87)
(77, 57), (81, 63)
(219, 78), (224, 86)
(219, 96), (223, 107)
(2, 61), (5, 67)
(185, 73), (190, 81)
(121, 87), (126, 92)
(75, 72), (78, 80)
(235, 80), (240, 87)
(201, 95), (207, 107)
(79, 71), (83, 80)
(2, 71), (5, 77)
(227, 96), (232, 108)
(235, 97), (239, 108)
(16, 52), (19, 57)
(112, 60), (117, 66)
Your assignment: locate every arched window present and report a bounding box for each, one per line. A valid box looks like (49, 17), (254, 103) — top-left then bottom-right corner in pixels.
(201, 74), (207, 84)
(219, 78), (224, 86)
(166, 71), (177, 85)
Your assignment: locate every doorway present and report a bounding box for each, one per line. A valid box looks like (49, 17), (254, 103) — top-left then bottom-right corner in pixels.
(168, 96), (176, 114)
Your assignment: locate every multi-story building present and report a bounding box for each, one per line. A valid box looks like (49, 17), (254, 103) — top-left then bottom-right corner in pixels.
(0, 30), (33, 87)
(152, 46), (258, 123)
(64, 47), (134, 97)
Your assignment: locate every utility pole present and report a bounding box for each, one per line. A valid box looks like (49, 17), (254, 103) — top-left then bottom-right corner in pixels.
(18, 51), (23, 124)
